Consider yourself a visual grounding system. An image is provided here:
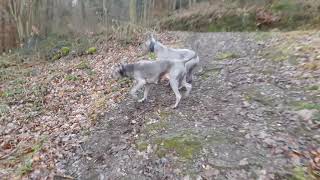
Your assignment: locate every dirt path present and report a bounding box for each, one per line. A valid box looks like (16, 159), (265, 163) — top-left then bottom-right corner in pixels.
(65, 32), (319, 180)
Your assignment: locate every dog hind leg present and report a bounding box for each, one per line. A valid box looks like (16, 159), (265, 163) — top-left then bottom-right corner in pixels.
(130, 80), (145, 100)
(169, 79), (182, 109)
(181, 76), (192, 97)
(186, 65), (195, 84)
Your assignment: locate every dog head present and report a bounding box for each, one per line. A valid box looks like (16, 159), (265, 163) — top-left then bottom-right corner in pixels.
(111, 64), (125, 80)
(140, 33), (156, 54)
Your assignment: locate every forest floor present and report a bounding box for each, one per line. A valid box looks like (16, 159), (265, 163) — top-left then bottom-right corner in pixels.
(1, 31), (320, 179)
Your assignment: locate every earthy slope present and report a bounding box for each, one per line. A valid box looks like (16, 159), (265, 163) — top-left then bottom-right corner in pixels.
(65, 31), (320, 180)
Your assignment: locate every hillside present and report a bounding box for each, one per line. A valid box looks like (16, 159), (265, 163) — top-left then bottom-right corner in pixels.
(63, 31), (320, 179)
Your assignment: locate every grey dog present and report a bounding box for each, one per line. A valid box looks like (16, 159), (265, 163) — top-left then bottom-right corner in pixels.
(112, 55), (196, 108)
(141, 34), (200, 84)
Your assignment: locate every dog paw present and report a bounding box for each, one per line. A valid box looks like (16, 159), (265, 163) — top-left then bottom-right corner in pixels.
(171, 105), (178, 109)
(131, 94), (139, 100)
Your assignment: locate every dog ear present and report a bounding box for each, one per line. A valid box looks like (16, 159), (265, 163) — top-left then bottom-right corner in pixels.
(150, 33), (156, 42)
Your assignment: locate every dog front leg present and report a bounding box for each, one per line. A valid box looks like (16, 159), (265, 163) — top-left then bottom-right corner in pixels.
(138, 85), (151, 102)
(130, 80), (145, 100)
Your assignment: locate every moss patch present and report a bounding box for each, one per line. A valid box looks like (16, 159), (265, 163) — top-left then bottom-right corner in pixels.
(86, 47), (97, 55)
(216, 52), (240, 60)
(307, 85), (319, 91)
(200, 68), (221, 80)
(61, 47), (70, 56)
(136, 142), (148, 152)
(295, 102), (320, 110)
(146, 121), (169, 134)
(290, 166), (316, 180)
(155, 133), (202, 160)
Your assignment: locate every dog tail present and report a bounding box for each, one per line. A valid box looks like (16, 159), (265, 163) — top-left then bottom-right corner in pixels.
(192, 40), (203, 74)
(181, 53), (197, 64)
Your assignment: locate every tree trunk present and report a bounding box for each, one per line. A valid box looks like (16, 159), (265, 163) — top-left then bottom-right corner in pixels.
(130, 0), (137, 24)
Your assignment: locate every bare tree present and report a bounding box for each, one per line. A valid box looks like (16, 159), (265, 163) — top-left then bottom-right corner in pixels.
(130, 0), (137, 23)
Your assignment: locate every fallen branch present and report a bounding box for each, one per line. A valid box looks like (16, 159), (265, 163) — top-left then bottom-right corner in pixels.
(0, 148), (18, 160)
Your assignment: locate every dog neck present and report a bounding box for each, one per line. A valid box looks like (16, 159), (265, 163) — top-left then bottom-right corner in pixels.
(120, 64), (134, 77)
(150, 41), (166, 53)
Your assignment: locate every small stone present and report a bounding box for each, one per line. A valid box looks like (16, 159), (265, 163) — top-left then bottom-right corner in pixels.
(243, 101), (250, 107)
(183, 175), (190, 180)
(239, 158), (249, 166)
(263, 138), (276, 148)
(203, 168), (219, 177)
(258, 131), (268, 139)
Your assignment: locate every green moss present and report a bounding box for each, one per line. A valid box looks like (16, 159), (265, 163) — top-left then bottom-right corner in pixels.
(262, 47), (292, 62)
(254, 32), (272, 41)
(290, 166), (315, 180)
(200, 68), (220, 80)
(307, 85), (319, 91)
(244, 90), (274, 106)
(271, 0), (299, 12)
(159, 110), (171, 120)
(61, 47), (70, 56)
(216, 52), (240, 60)
(155, 133), (202, 160)
(313, 112), (320, 123)
(52, 53), (62, 61)
(146, 121), (169, 133)
(136, 142), (148, 152)
(207, 13), (257, 32)
(86, 47), (97, 54)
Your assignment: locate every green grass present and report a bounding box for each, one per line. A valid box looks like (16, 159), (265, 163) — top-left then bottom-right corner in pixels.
(65, 74), (79, 81)
(2, 86), (26, 98)
(148, 52), (157, 60)
(290, 166), (317, 180)
(76, 60), (91, 70)
(296, 102), (320, 110)
(0, 103), (9, 115)
(18, 159), (33, 176)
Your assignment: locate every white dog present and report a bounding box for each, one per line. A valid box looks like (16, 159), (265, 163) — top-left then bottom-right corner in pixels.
(142, 34), (200, 84)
